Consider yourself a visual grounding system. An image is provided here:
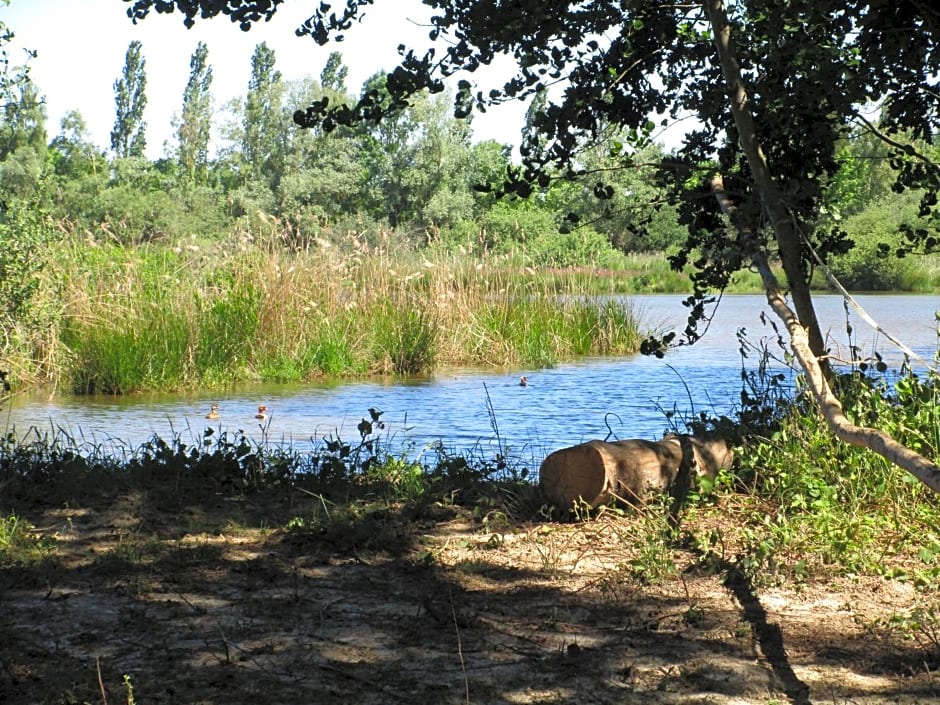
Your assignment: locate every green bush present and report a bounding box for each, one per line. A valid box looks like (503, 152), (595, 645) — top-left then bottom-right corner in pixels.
(480, 200), (558, 253)
(525, 227), (624, 268)
(825, 197), (920, 291)
(0, 198), (55, 354)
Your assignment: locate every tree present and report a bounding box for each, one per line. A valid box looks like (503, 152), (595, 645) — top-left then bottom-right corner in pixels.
(177, 41), (213, 182)
(0, 67), (45, 163)
(354, 71), (425, 227)
(353, 72), (478, 230)
(0, 10), (44, 164)
(0, 10), (53, 356)
(272, 70), (367, 231)
(51, 110), (106, 179)
(242, 42), (285, 184)
(0, 57), (46, 200)
(320, 51), (348, 93)
(122, 0), (940, 493)
(111, 40), (148, 158)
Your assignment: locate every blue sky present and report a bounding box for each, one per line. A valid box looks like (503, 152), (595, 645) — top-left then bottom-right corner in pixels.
(3, 0), (527, 158)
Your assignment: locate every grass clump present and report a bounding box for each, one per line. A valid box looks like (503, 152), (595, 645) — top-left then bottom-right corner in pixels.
(39, 233), (646, 392)
(0, 514), (56, 569)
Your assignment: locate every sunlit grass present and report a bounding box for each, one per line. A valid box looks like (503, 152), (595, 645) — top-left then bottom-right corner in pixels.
(44, 232), (647, 392)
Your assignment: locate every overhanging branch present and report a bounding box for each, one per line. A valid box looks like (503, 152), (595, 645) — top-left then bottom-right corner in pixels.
(712, 175), (940, 494)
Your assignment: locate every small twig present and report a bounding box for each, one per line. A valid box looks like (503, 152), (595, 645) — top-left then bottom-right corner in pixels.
(218, 626), (231, 664)
(293, 486), (335, 520)
(481, 382), (503, 457)
(96, 656), (108, 705)
(603, 412), (623, 441)
(449, 586), (471, 705)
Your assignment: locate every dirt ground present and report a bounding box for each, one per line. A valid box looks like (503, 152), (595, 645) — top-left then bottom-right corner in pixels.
(1, 491), (938, 705)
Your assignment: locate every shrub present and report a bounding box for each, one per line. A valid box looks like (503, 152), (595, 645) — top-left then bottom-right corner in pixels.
(825, 197), (920, 291)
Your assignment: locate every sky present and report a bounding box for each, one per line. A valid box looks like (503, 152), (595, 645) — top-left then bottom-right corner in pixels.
(2, 0), (529, 159)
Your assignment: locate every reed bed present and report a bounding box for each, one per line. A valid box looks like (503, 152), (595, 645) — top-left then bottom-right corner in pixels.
(45, 232), (644, 393)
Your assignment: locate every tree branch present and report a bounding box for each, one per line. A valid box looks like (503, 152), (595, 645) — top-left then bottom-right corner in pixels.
(712, 174), (940, 494)
(702, 0), (830, 370)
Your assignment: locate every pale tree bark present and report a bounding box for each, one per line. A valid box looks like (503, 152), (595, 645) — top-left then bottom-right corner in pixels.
(702, 0), (829, 367)
(704, 0), (940, 494)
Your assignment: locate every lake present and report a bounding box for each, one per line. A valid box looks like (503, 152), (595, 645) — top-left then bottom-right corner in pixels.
(3, 293), (938, 466)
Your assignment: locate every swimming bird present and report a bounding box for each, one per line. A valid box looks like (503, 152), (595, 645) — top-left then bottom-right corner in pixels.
(205, 403), (220, 420)
(255, 404), (268, 420)
(519, 376), (528, 387)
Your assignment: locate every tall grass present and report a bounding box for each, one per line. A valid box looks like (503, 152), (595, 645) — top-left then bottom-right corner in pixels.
(40, 232), (646, 392)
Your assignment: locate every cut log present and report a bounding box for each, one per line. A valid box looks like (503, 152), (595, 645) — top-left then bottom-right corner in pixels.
(539, 435), (733, 511)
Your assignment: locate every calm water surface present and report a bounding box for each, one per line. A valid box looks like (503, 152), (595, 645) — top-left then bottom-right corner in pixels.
(4, 294), (938, 465)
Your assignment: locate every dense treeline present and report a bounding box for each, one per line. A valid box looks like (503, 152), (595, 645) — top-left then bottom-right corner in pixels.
(7, 41), (686, 260)
(1, 31), (939, 391)
(4, 38), (936, 273)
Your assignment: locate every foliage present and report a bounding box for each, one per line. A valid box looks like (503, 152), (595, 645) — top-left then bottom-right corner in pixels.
(0, 23), (47, 200)
(370, 296), (439, 375)
(0, 67), (44, 164)
(0, 197), (54, 354)
(0, 405), (533, 519)
(873, 604), (940, 667)
(126, 426), (296, 497)
(823, 197), (919, 291)
(720, 359), (940, 585)
(111, 40), (148, 158)
(2, 2), (939, 413)
(826, 125), (899, 218)
(49, 110), (107, 180)
(177, 41), (213, 182)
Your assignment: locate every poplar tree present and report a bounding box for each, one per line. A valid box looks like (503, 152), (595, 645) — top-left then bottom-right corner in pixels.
(319, 51), (347, 93)
(243, 42), (284, 183)
(110, 40), (147, 158)
(177, 41), (213, 182)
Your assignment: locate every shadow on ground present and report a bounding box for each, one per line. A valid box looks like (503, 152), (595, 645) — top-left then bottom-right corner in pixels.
(1, 485), (938, 705)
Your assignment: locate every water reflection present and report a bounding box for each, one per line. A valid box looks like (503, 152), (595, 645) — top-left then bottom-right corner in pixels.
(4, 294), (938, 464)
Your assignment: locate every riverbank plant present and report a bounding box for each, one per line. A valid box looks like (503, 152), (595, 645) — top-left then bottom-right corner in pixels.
(680, 354), (940, 588)
(6, 216), (940, 394)
(34, 231), (646, 393)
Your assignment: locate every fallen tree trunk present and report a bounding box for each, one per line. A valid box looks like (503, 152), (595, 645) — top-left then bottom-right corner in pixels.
(539, 435), (734, 510)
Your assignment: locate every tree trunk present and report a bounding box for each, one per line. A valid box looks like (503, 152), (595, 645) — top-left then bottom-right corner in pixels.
(711, 174), (940, 495)
(539, 435), (734, 510)
(703, 0), (829, 374)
